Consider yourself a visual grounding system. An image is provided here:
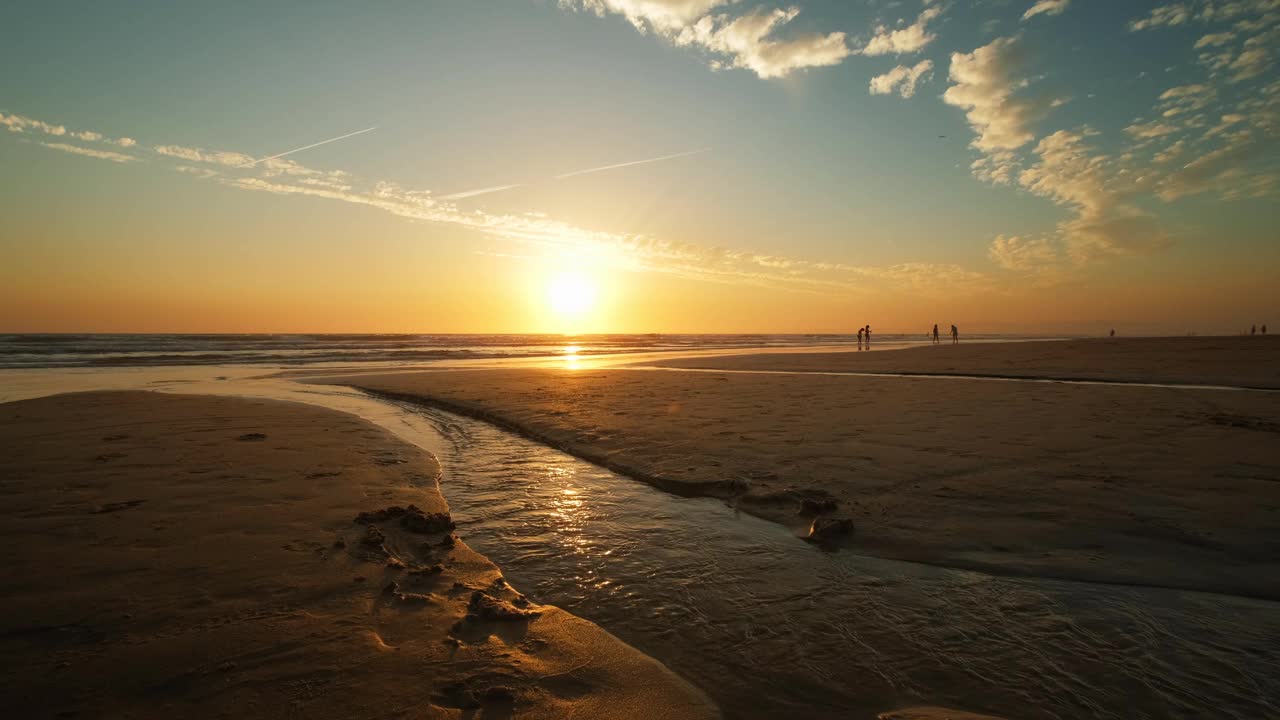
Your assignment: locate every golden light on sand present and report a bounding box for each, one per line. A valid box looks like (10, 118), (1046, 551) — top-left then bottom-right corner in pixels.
(546, 271), (597, 318)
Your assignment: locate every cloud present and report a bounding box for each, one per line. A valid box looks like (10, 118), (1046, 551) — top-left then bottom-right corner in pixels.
(1157, 83), (1217, 116)
(1, 112), (138, 150)
(1017, 130), (1170, 262)
(1195, 31), (1237, 46)
(562, 1), (852, 78)
(40, 142), (136, 163)
(1228, 46), (1271, 81)
(154, 144), (256, 168)
(988, 234), (1058, 270)
(1058, 211), (1170, 263)
(572, 0), (732, 33)
(943, 36), (1053, 153)
(1153, 138), (1187, 163)
(1124, 120), (1180, 138)
(1131, 1), (1280, 32)
(860, 7), (943, 56)
(868, 60), (934, 98)
(1129, 4), (1193, 31)
(1, 112), (67, 137)
(1156, 130), (1269, 199)
(678, 7), (853, 78)
(1022, 0), (1071, 21)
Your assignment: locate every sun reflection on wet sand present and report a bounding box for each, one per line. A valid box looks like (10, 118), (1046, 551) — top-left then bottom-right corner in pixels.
(561, 344), (582, 370)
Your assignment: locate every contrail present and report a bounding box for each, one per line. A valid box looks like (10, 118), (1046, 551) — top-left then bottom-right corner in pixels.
(554, 148), (709, 180)
(439, 147), (710, 203)
(437, 184), (523, 200)
(252, 126), (377, 166)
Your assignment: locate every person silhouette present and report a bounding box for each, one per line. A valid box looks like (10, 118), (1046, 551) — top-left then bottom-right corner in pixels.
(931, 324), (939, 345)
(865, 325), (872, 348)
(950, 324), (958, 344)
(1252, 324), (1257, 335)
(1110, 328), (1115, 337)
(857, 326), (864, 350)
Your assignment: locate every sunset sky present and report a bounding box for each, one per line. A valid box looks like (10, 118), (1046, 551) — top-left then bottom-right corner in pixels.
(2, 0), (1276, 334)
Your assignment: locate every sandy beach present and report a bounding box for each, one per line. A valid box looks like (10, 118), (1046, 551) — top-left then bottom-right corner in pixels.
(314, 336), (1280, 600)
(0, 391), (718, 719)
(1, 336), (1276, 719)
(651, 336), (1280, 389)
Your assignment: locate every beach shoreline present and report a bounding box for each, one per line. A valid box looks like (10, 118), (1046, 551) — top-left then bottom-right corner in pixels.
(0, 390), (719, 719)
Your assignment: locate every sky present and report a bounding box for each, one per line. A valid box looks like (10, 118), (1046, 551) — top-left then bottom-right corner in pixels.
(1, 0), (1277, 334)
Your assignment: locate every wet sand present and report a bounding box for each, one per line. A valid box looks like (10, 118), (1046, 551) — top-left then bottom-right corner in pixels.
(652, 336), (1280, 389)
(313, 336), (1280, 600)
(0, 391), (718, 719)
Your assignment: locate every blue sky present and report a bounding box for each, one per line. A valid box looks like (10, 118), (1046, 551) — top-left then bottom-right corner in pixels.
(1, 0), (1276, 332)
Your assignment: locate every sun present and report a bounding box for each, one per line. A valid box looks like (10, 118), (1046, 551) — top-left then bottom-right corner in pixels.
(546, 271), (598, 317)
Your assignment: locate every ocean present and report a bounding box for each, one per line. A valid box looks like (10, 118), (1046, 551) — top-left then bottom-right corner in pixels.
(0, 333), (1055, 369)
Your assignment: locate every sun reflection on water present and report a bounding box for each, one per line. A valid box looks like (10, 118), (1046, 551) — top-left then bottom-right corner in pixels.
(562, 343), (581, 369)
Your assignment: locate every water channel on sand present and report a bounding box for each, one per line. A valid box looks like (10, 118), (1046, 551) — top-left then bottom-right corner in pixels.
(394, 398), (1278, 720)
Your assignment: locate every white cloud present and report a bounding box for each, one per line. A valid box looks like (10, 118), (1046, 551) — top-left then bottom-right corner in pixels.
(562, 0), (852, 78)
(1022, 0), (1071, 21)
(1, 112), (67, 137)
(1, 111), (138, 149)
(154, 144), (257, 168)
(40, 142), (136, 163)
(970, 150), (1020, 185)
(572, 0), (732, 33)
(1130, 4), (1193, 31)
(942, 36), (1053, 153)
(868, 59), (934, 98)
(860, 7), (943, 56)
(679, 7), (852, 78)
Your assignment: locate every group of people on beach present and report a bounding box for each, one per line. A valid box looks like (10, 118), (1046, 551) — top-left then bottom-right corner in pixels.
(1251, 324), (1268, 335)
(929, 324), (959, 345)
(854, 324), (960, 349)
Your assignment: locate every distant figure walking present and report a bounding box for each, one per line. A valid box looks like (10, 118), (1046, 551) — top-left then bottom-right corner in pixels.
(857, 326), (864, 350)
(931, 324), (940, 344)
(1110, 328), (1115, 337)
(865, 325), (872, 348)
(1252, 324), (1257, 335)
(950, 324), (958, 344)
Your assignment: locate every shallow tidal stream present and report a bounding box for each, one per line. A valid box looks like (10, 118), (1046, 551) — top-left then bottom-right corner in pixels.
(394, 398), (1278, 720)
